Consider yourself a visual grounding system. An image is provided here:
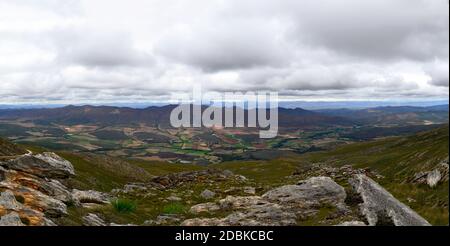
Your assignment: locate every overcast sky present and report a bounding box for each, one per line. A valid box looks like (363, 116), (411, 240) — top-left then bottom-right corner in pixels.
(0, 0), (448, 104)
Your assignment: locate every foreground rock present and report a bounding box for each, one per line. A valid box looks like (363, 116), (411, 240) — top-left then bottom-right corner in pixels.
(182, 176), (347, 226)
(349, 174), (431, 226)
(2, 152), (75, 178)
(1, 151), (108, 226)
(0, 212), (25, 226)
(0, 189), (56, 226)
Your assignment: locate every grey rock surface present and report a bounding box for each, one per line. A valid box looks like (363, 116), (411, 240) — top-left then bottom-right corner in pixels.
(349, 174), (431, 226)
(262, 176), (347, 208)
(0, 190), (23, 211)
(83, 213), (107, 226)
(0, 212), (25, 226)
(183, 177), (347, 226)
(427, 169), (441, 188)
(4, 152), (75, 178)
(336, 221), (367, 226)
(200, 189), (216, 199)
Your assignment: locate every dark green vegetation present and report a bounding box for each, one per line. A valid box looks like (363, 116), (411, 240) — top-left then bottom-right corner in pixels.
(59, 152), (154, 192)
(92, 130), (129, 141)
(162, 203), (187, 214)
(112, 199), (137, 213)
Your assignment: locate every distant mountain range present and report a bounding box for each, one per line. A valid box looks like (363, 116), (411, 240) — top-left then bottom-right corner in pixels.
(0, 105), (351, 128)
(1, 100), (448, 110)
(0, 104), (447, 128)
(316, 105), (449, 125)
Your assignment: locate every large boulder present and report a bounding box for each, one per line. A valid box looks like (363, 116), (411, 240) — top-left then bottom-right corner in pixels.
(1, 151), (112, 226)
(0, 190), (56, 226)
(349, 174), (431, 226)
(0, 168), (72, 203)
(3, 152), (75, 178)
(262, 177), (347, 208)
(411, 158), (449, 188)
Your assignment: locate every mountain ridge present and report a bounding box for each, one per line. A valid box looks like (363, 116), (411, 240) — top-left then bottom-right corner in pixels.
(0, 104), (352, 128)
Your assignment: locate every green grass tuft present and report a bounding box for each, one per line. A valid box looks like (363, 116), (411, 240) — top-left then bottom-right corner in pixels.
(112, 199), (137, 213)
(162, 203), (187, 214)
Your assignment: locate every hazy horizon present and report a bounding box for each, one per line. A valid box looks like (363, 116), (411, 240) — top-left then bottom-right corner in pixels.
(0, 99), (448, 110)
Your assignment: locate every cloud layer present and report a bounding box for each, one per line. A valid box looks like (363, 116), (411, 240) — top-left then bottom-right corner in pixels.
(0, 0), (448, 103)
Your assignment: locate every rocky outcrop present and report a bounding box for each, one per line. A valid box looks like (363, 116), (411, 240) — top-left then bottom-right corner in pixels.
(0, 212), (24, 226)
(182, 176), (348, 226)
(1, 151), (108, 226)
(0, 189), (56, 226)
(349, 174), (431, 226)
(183, 173), (432, 227)
(2, 152), (75, 178)
(412, 158), (449, 188)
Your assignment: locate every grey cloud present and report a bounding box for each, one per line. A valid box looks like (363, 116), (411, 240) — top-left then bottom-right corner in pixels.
(289, 0), (449, 61)
(155, 19), (292, 72)
(54, 29), (154, 68)
(2, 0), (82, 17)
(424, 60), (449, 87)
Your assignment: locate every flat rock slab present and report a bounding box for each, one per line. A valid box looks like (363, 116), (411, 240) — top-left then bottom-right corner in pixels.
(262, 176), (347, 208)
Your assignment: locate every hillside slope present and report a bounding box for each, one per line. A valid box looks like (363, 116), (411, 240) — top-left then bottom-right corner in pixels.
(304, 125), (449, 224)
(0, 137), (26, 156)
(215, 126), (449, 225)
